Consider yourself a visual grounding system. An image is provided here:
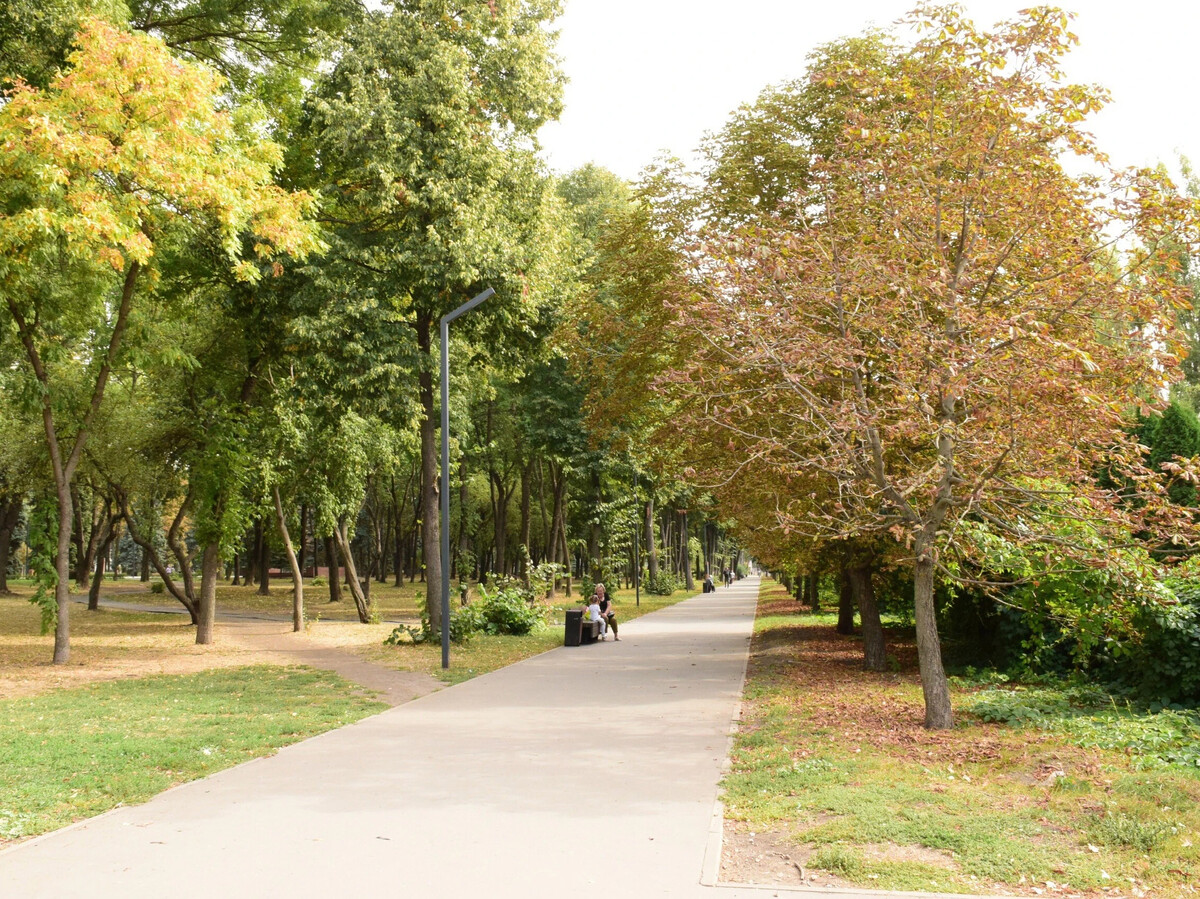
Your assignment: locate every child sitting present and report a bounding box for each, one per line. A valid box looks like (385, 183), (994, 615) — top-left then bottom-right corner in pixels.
(586, 594), (608, 640)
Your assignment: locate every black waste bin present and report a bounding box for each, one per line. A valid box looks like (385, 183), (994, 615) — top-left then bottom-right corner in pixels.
(564, 609), (584, 646)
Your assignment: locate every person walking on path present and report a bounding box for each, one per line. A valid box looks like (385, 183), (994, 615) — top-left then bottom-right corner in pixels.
(596, 583), (619, 640)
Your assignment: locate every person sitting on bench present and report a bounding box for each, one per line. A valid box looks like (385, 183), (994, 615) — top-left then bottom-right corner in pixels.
(587, 593), (608, 640)
(596, 583), (619, 641)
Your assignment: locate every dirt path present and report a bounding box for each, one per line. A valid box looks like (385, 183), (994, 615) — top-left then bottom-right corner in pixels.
(215, 618), (443, 707)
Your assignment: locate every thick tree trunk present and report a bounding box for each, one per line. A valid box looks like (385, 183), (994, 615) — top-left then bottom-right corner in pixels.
(334, 519), (371, 624)
(325, 535), (342, 602)
(807, 573), (820, 610)
(837, 572), (855, 634)
(913, 552), (953, 728)
(52, 484), (73, 663)
(416, 316), (443, 634)
(273, 486), (304, 633)
(196, 542), (220, 645)
(847, 564), (886, 671)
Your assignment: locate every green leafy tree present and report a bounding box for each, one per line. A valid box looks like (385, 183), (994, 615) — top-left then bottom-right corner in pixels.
(300, 0), (564, 635)
(0, 21), (319, 662)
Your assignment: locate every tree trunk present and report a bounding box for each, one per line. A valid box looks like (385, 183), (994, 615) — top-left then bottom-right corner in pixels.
(273, 485), (304, 633)
(416, 316), (443, 634)
(913, 551), (953, 728)
(140, 546), (150, 582)
(807, 573), (820, 610)
(87, 537), (111, 614)
(837, 571), (855, 634)
(588, 470), (602, 583)
(120, 495), (199, 623)
(847, 564), (886, 671)
(88, 526), (117, 611)
(325, 535), (342, 602)
(256, 518), (270, 596)
(71, 484), (86, 587)
(681, 510), (695, 591)
(0, 498), (20, 594)
(231, 552), (240, 585)
(244, 527), (257, 587)
(334, 518), (371, 624)
(196, 542), (220, 645)
(519, 462), (531, 586)
(645, 497), (658, 583)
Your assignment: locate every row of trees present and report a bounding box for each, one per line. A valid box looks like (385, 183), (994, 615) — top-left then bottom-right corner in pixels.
(573, 6), (1200, 727)
(0, 0), (741, 663)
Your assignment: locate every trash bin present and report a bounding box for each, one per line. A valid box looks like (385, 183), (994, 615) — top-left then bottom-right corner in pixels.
(564, 609), (584, 646)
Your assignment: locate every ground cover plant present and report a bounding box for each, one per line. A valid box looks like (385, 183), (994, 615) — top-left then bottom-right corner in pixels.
(721, 581), (1200, 897)
(0, 666), (386, 845)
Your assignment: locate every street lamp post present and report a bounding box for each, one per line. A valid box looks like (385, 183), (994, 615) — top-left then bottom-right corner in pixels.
(440, 287), (495, 670)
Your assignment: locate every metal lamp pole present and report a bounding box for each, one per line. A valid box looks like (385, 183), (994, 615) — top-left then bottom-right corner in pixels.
(440, 287), (495, 669)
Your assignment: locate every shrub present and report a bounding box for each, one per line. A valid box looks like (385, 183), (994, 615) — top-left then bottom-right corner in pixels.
(468, 584), (546, 636)
(384, 583), (547, 647)
(645, 571), (681, 595)
(310, 576), (326, 586)
(148, 582), (165, 594)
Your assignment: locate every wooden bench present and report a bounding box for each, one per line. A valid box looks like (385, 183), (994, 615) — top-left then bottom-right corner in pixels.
(579, 619), (602, 644)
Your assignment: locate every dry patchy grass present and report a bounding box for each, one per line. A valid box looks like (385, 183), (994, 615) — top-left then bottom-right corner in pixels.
(722, 581), (1200, 898)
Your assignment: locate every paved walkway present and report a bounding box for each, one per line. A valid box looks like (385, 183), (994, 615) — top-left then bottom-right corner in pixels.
(0, 578), (968, 899)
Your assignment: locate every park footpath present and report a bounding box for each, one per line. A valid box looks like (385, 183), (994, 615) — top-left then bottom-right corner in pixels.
(0, 577), (980, 899)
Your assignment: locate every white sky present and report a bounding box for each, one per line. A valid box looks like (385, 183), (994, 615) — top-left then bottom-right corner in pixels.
(538, 0), (1200, 182)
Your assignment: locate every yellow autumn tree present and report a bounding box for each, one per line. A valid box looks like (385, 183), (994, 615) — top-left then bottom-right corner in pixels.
(0, 19), (322, 663)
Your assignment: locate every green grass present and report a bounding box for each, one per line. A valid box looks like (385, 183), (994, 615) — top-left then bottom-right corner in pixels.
(721, 579), (1200, 895)
(369, 583), (703, 685)
(0, 666), (387, 842)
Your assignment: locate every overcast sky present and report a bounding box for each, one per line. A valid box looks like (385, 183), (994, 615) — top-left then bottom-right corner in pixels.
(538, 1), (1199, 182)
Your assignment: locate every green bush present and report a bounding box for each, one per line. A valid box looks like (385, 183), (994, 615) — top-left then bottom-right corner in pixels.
(645, 571), (681, 595)
(1100, 577), (1200, 705)
(467, 584), (546, 636)
(384, 583), (547, 647)
(148, 582), (165, 595)
(310, 576), (326, 587)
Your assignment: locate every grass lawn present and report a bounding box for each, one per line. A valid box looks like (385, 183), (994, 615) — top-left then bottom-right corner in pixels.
(0, 666), (386, 845)
(722, 579), (1200, 897)
(369, 582), (702, 684)
(0, 577), (699, 842)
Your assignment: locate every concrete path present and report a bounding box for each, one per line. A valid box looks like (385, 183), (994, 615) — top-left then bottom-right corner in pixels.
(0, 577), (960, 899)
